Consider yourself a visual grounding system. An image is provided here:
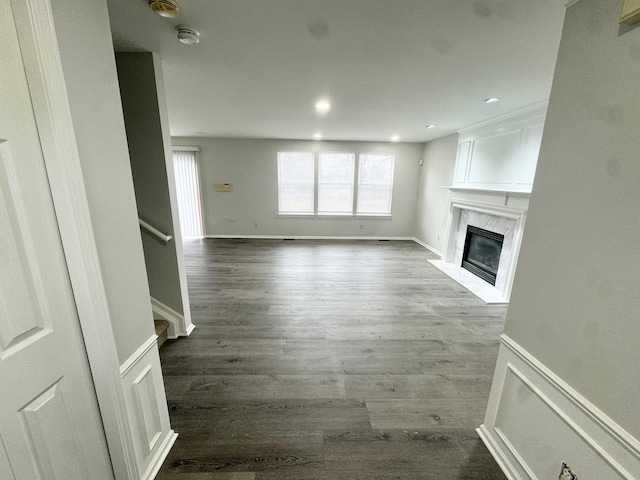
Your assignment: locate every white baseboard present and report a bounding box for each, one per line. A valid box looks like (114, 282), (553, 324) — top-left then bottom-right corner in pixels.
(480, 334), (640, 480)
(141, 429), (178, 480)
(120, 335), (176, 479)
(151, 296), (193, 339)
(204, 234), (415, 241)
(412, 237), (443, 257)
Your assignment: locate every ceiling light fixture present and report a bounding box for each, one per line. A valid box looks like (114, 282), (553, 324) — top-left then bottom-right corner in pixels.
(148, 0), (181, 18)
(483, 97), (501, 104)
(176, 26), (200, 45)
(391, 135), (400, 142)
(425, 124), (436, 129)
(313, 133), (323, 140)
(315, 99), (331, 114)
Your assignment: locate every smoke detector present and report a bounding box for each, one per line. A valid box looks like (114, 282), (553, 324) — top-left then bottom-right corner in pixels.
(148, 0), (180, 18)
(176, 26), (200, 45)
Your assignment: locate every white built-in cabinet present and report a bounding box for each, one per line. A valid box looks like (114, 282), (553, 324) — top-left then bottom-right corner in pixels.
(453, 103), (547, 192)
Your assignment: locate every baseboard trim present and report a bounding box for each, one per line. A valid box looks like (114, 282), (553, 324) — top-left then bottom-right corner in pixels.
(481, 335), (640, 479)
(140, 429), (178, 480)
(476, 424), (520, 480)
(412, 237), (442, 257)
(204, 234), (415, 241)
(151, 296), (193, 339)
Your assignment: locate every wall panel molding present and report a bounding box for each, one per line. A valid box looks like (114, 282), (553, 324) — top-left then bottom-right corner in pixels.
(120, 335), (177, 480)
(479, 335), (640, 479)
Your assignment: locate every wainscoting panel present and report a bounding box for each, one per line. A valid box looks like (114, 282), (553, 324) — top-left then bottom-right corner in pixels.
(121, 335), (177, 480)
(479, 335), (640, 480)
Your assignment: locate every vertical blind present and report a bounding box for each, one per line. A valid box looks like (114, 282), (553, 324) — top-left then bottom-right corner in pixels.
(172, 149), (204, 237)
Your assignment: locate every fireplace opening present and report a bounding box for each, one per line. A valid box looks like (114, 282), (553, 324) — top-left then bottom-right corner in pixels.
(461, 225), (504, 286)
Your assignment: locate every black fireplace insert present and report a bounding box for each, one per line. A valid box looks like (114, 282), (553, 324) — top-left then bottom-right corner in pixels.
(461, 225), (504, 286)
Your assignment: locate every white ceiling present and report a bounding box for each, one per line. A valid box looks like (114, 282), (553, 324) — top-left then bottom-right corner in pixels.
(106, 0), (566, 143)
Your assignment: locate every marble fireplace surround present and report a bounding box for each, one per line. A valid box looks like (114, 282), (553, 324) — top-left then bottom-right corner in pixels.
(430, 189), (529, 304)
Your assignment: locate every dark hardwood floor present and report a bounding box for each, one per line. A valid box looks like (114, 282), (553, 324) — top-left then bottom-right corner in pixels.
(157, 239), (508, 479)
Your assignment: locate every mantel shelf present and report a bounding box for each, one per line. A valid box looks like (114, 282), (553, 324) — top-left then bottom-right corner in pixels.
(438, 186), (532, 197)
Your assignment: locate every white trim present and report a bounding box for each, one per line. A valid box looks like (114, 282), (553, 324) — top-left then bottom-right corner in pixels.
(140, 430), (178, 480)
(171, 146), (200, 152)
(480, 335), (640, 480)
(476, 425), (520, 480)
(120, 336), (175, 480)
(412, 237), (442, 257)
(204, 235), (415, 241)
(500, 335), (640, 460)
(12, 1), (137, 478)
(458, 101), (548, 136)
(119, 335), (158, 378)
(150, 296), (194, 339)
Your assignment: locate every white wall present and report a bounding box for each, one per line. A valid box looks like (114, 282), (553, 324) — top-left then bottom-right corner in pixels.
(480, 0), (640, 478)
(413, 134), (457, 254)
(51, 0), (154, 364)
(172, 137), (423, 238)
(51, 2), (176, 477)
(116, 52), (191, 329)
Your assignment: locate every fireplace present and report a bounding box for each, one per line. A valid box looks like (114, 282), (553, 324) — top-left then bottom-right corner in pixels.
(461, 225), (504, 286)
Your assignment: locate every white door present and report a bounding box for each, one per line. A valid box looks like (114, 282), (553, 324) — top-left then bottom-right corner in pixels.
(0, 2), (114, 479)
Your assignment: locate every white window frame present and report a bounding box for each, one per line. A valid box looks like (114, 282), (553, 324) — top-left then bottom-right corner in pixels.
(355, 153), (395, 217)
(277, 151), (315, 215)
(275, 151), (396, 218)
(317, 152), (356, 216)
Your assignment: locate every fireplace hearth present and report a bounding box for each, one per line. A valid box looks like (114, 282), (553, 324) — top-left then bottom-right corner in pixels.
(461, 225), (504, 286)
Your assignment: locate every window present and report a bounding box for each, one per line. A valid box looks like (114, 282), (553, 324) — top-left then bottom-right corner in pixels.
(318, 153), (355, 215)
(277, 152), (314, 214)
(277, 151), (395, 216)
(172, 148), (204, 237)
(356, 153), (395, 215)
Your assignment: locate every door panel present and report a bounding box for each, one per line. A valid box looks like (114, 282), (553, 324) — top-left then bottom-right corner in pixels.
(0, 2), (113, 478)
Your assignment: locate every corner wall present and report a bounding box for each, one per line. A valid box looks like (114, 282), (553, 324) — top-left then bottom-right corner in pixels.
(480, 1), (640, 478)
(51, 1), (176, 477)
(172, 137), (423, 238)
(413, 133), (457, 255)
(116, 52), (193, 337)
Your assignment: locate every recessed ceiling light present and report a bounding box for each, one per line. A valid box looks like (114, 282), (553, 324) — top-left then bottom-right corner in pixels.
(391, 135), (400, 142)
(483, 97), (501, 104)
(315, 99), (331, 114)
(425, 124), (436, 129)
(313, 133), (323, 140)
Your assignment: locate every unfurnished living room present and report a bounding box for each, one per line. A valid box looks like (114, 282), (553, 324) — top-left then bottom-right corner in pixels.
(2, 1), (640, 479)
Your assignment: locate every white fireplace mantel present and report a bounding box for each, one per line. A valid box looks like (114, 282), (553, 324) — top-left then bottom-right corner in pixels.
(430, 188), (529, 303)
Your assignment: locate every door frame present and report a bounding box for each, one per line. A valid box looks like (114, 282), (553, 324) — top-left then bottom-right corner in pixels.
(12, 0), (138, 478)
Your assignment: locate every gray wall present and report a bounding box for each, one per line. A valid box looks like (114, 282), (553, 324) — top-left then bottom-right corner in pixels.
(172, 137), (423, 238)
(116, 52), (187, 317)
(51, 0), (154, 363)
(504, 0), (640, 439)
(414, 134), (457, 254)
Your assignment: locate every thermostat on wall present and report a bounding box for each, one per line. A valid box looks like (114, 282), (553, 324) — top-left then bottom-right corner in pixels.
(214, 183), (232, 192)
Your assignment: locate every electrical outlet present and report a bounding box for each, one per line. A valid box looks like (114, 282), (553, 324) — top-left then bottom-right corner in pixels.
(254, 223), (258, 228)
(437, 235), (440, 241)
(360, 224), (364, 230)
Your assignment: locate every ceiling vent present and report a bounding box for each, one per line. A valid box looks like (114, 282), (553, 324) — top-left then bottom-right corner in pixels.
(148, 0), (181, 18)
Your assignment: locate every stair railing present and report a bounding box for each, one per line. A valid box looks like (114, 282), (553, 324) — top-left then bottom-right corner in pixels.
(139, 218), (173, 244)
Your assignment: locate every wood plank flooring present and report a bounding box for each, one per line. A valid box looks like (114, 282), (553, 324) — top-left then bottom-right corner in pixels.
(157, 239), (508, 479)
